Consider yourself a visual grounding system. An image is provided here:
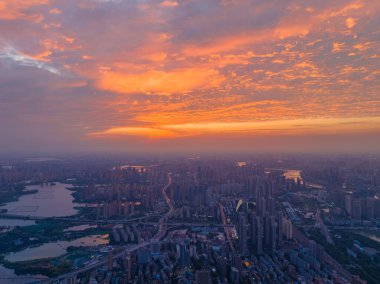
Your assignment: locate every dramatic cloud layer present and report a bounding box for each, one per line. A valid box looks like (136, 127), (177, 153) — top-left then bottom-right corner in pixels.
(0, 0), (379, 153)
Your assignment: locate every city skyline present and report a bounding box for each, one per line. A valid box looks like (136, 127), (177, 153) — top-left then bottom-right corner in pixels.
(1, 0), (380, 153)
(0, 155), (378, 283)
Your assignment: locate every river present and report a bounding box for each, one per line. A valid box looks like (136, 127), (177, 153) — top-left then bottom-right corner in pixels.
(282, 169), (325, 189)
(283, 169), (302, 180)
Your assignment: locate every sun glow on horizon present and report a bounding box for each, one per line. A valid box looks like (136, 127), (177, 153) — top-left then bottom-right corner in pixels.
(89, 116), (380, 138)
(0, 0), (379, 152)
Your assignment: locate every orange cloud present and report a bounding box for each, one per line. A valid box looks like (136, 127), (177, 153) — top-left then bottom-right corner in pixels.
(49, 8), (61, 15)
(353, 42), (373, 51)
(2, 0), (380, 152)
(160, 1), (179, 7)
(90, 116), (380, 139)
(0, 0), (48, 21)
(130, 100), (287, 125)
(90, 126), (176, 138)
(332, 42), (344, 52)
(345, 17), (356, 28)
(181, 24), (309, 57)
(97, 68), (225, 95)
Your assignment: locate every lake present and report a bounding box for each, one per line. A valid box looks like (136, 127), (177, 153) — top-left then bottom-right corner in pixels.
(0, 264), (48, 283)
(0, 183), (79, 217)
(0, 219), (35, 227)
(5, 234), (109, 262)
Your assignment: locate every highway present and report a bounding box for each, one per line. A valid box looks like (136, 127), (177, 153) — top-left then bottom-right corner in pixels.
(218, 202), (235, 253)
(154, 174), (173, 240)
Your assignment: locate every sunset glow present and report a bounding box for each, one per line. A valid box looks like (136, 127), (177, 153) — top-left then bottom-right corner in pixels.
(91, 116), (380, 138)
(0, 0), (379, 153)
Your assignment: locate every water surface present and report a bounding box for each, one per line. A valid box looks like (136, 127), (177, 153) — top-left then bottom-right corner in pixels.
(0, 183), (79, 217)
(5, 234), (109, 262)
(0, 219), (35, 227)
(283, 170), (302, 180)
(0, 264), (48, 283)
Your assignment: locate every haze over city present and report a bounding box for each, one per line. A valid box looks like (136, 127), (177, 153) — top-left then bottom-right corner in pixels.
(2, 2), (380, 284)
(1, 0), (379, 154)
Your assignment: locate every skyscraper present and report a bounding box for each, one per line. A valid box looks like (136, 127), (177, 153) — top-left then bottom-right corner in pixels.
(126, 253), (132, 281)
(108, 251), (113, 271)
(196, 270), (212, 284)
(270, 216), (277, 252)
(238, 212), (248, 255)
(179, 243), (190, 267)
(253, 216), (263, 255)
(345, 194), (353, 215)
(277, 211), (284, 246)
(352, 198), (362, 220)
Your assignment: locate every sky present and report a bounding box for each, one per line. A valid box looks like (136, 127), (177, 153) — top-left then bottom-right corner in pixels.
(0, 0), (379, 154)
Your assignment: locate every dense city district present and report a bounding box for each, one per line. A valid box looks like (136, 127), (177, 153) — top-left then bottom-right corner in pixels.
(0, 155), (379, 284)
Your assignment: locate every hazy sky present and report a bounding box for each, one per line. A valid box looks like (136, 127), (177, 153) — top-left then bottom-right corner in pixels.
(0, 0), (379, 154)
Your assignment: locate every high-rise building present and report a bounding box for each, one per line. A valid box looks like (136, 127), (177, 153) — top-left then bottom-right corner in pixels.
(230, 267), (240, 284)
(270, 216), (277, 252)
(138, 248), (150, 264)
(189, 244), (197, 258)
(257, 197), (266, 217)
(364, 198), (374, 220)
(345, 194), (353, 215)
(150, 238), (160, 257)
(126, 253), (132, 281)
(308, 240), (317, 259)
(253, 216), (263, 255)
(264, 213), (271, 247)
(316, 244), (324, 262)
(65, 275), (77, 284)
(352, 198), (362, 220)
(179, 243), (190, 267)
(283, 218), (293, 240)
(237, 212), (248, 255)
(277, 211), (283, 246)
(267, 197), (276, 215)
(107, 251), (113, 271)
(196, 270), (212, 284)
